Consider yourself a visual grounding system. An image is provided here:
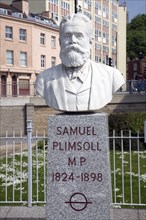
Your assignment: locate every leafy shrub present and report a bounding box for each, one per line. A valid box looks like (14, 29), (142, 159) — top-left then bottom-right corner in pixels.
(37, 139), (48, 149)
(109, 112), (146, 134)
(109, 112), (146, 150)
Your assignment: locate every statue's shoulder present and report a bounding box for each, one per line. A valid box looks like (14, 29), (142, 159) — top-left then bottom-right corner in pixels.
(90, 60), (123, 79)
(35, 64), (62, 97)
(38, 64), (62, 81)
(90, 60), (115, 73)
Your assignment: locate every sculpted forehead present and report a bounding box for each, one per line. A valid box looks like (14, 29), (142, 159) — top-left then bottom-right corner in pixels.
(61, 20), (87, 33)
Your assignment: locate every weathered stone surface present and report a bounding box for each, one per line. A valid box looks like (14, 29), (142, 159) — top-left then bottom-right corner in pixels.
(46, 113), (111, 220)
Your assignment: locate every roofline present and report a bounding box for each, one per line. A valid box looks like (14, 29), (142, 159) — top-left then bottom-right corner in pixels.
(0, 13), (59, 31)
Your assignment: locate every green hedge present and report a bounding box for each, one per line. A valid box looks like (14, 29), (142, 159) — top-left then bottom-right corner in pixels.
(109, 112), (146, 150)
(109, 112), (146, 134)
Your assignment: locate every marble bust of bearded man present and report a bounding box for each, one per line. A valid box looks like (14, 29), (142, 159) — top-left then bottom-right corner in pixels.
(35, 13), (125, 112)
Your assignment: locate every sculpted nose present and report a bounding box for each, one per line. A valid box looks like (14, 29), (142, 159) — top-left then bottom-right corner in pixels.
(70, 35), (77, 44)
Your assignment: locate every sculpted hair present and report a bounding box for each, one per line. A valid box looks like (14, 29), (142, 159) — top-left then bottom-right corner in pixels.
(59, 13), (93, 42)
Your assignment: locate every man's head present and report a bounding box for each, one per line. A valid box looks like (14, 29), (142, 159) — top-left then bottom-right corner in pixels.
(59, 14), (93, 67)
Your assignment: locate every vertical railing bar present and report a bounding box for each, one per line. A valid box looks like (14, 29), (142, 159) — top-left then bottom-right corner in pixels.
(144, 121), (146, 143)
(43, 130), (46, 202)
(129, 130), (133, 205)
(5, 131), (8, 202)
(36, 130), (39, 202)
(20, 130), (23, 202)
(137, 131), (141, 204)
(121, 130), (125, 203)
(113, 130), (116, 204)
(12, 130), (15, 202)
(34, 131), (36, 202)
(27, 120), (32, 207)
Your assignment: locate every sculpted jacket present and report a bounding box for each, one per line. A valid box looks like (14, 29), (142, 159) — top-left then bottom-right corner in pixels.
(35, 60), (125, 111)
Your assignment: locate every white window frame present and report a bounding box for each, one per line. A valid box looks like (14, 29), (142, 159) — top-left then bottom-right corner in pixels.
(51, 36), (56, 48)
(41, 55), (46, 68)
(40, 33), (45, 45)
(6, 50), (14, 65)
(5, 26), (13, 39)
(20, 52), (27, 67)
(51, 56), (56, 67)
(19, 29), (26, 41)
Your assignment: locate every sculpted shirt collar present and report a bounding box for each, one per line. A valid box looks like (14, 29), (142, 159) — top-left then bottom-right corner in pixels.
(62, 60), (90, 83)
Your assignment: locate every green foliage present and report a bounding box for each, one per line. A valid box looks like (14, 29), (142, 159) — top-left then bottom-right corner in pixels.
(109, 112), (146, 151)
(127, 14), (146, 60)
(109, 112), (146, 134)
(37, 139), (47, 149)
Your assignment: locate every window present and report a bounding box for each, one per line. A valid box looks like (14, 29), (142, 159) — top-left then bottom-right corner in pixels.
(103, 46), (109, 53)
(41, 55), (46, 68)
(1, 75), (7, 97)
(103, 19), (109, 28)
(14, 12), (23, 18)
(40, 33), (45, 45)
(51, 36), (56, 48)
(95, 56), (98, 63)
(12, 75), (17, 96)
(61, 1), (70, 10)
(95, 16), (101, 24)
(19, 79), (29, 95)
(19, 29), (26, 41)
(50, 0), (59, 5)
(112, 23), (117, 30)
(95, 43), (101, 51)
(84, 11), (91, 20)
(20, 52), (27, 66)
(6, 50), (14, 65)
(51, 56), (56, 67)
(0, 8), (8, 15)
(5, 26), (13, 39)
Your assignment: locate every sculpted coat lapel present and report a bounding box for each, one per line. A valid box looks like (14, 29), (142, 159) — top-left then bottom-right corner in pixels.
(35, 60), (125, 111)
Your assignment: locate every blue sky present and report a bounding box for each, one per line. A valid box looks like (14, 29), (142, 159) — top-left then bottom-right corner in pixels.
(119, 0), (146, 21)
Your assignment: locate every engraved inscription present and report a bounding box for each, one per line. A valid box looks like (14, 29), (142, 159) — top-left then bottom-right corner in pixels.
(52, 172), (103, 182)
(65, 193), (92, 211)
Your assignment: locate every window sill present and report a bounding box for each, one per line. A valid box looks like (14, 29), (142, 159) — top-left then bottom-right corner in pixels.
(5, 38), (13, 41)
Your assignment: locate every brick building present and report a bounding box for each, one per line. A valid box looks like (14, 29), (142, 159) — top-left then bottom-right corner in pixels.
(0, 0), (60, 97)
(127, 56), (146, 80)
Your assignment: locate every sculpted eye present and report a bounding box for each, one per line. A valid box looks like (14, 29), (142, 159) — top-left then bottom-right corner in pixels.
(76, 33), (83, 38)
(64, 33), (70, 38)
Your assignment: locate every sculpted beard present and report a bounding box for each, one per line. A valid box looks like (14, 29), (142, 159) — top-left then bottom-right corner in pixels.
(60, 45), (90, 67)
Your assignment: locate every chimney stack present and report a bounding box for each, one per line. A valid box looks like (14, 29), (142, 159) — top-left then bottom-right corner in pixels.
(12, 0), (29, 16)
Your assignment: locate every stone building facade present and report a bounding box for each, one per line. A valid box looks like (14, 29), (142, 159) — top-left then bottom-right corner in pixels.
(0, 0), (60, 97)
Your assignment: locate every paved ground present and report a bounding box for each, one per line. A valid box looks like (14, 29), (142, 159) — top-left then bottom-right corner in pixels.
(0, 206), (146, 220)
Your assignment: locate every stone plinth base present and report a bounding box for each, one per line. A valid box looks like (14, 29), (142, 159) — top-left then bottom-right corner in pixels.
(47, 113), (111, 220)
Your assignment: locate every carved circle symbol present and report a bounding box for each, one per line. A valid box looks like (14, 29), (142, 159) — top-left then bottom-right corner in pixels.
(65, 192), (92, 211)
